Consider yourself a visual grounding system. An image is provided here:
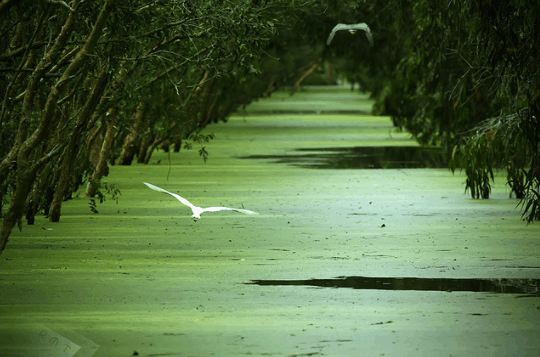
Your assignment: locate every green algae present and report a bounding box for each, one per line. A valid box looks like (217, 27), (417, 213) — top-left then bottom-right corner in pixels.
(1, 86), (539, 357)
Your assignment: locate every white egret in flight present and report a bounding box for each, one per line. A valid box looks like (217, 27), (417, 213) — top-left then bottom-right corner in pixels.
(143, 182), (259, 220)
(326, 23), (373, 47)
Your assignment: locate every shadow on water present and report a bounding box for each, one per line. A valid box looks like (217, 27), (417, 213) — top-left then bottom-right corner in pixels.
(247, 276), (540, 295)
(240, 146), (448, 169)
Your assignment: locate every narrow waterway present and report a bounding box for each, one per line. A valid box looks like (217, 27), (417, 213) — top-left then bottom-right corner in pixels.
(1, 86), (539, 357)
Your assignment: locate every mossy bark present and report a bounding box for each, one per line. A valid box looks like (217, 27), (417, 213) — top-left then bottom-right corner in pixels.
(117, 102), (147, 166)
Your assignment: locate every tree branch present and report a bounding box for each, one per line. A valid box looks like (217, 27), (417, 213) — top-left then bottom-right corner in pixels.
(290, 57), (322, 96)
(47, 0), (74, 12)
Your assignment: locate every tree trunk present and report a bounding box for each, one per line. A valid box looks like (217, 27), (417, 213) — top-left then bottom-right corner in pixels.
(264, 76), (276, 97)
(0, 0), (116, 256)
(85, 106), (118, 197)
(290, 57), (322, 96)
(138, 132), (155, 164)
(49, 68), (110, 222)
(200, 89), (222, 127)
(25, 181), (39, 225)
(143, 136), (168, 164)
(0, 141), (62, 253)
(0, 5), (72, 186)
(325, 61), (336, 84)
(173, 138), (182, 152)
(117, 101), (146, 165)
(0, 168), (33, 253)
(25, 162), (54, 224)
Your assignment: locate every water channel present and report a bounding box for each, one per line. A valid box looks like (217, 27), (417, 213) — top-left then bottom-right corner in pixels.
(1, 86), (539, 357)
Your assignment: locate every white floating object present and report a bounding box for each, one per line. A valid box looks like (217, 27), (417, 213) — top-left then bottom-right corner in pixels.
(326, 23), (373, 46)
(143, 182), (259, 220)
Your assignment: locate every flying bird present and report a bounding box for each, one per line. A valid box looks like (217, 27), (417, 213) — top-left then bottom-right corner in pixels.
(143, 182), (259, 220)
(326, 23), (373, 47)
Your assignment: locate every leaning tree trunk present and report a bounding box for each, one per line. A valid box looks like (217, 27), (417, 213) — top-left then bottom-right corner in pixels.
(25, 162), (54, 225)
(0, 7), (66, 189)
(117, 101), (147, 165)
(85, 106), (118, 197)
(0, 0), (116, 255)
(49, 68), (110, 222)
(137, 132), (155, 164)
(0, 167), (34, 251)
(263, 75), (276, 97)
(290, 56), (322, 96)
(143, 136), (169, 164)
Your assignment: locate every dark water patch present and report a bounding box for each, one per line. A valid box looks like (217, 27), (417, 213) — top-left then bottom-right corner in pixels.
(234, 109), (370, 115)
(371, 321), (393, 325)
(247, 276), (540, 294)
(240, 146), (448, 169)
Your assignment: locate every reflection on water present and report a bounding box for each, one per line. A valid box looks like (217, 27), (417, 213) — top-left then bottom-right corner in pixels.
(247, 276), (539, 294)
(240, 146), (448, 169)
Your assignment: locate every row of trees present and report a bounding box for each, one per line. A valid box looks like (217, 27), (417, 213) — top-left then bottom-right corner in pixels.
(319, 1), (539, 222)
(1, 0), (538, 254)
(0, 0), (299, 253)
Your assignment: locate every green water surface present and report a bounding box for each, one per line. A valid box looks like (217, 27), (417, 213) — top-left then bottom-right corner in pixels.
(1, 86), (539, 357)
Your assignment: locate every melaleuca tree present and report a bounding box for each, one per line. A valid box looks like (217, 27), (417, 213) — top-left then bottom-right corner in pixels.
(260, 0), (540, 223)
(450, 0), (540, 221)
(0, 0), (287, 254)
(0, 0), (118, 253)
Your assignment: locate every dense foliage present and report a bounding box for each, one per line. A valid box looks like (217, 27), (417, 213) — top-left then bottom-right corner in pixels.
(0, 0), (290, 252)
(317, 1), (540, 222)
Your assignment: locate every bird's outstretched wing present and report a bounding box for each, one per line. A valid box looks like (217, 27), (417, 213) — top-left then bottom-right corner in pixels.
(326, 23), (348, 45)
(143, 182), (196, 209)
(349, 23), (373, 47)
(202, 206), (259, 215)
(326, 22), (373, 47)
